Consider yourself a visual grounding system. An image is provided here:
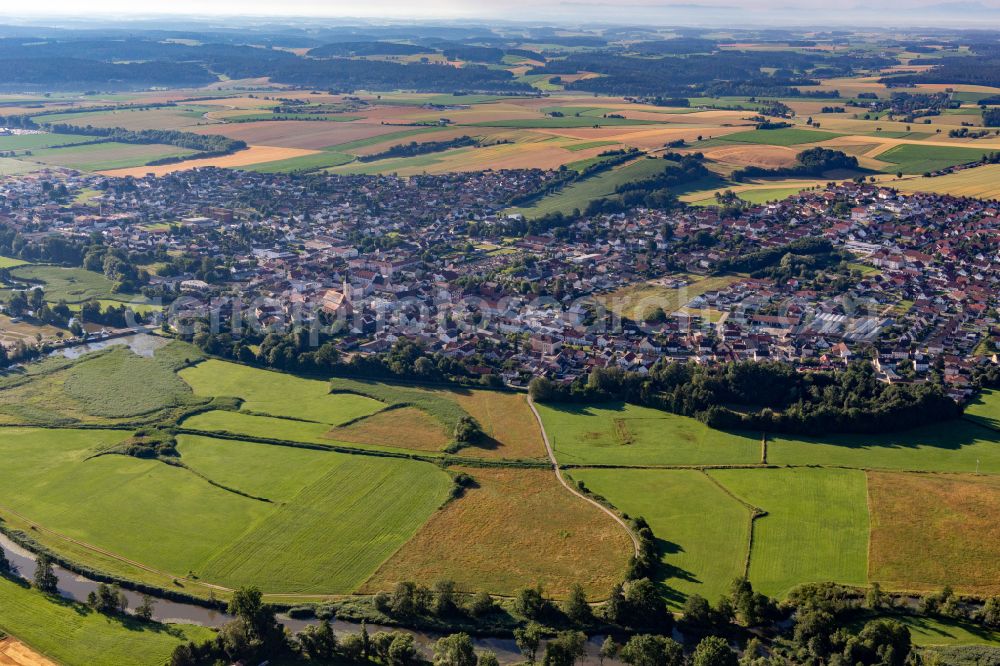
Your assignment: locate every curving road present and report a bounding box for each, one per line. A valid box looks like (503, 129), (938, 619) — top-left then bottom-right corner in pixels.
(526, 396), (641, 558)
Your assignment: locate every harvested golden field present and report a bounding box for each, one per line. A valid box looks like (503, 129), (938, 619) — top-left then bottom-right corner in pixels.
(599, 275), (741, 321)
(327, 406), (450, 452)
(538, 125), (747, 148)
(360, 467), (631, 598)
(190, 120), (405, 149)
(891, 164), (1000, 199)
(97, 145), (321, 177)
(868, 471), (1000, 595)
(351, 127), (489, 157)
(701, 143), (801, 168)
(0, 637), (57, 666)
(452, 391), (547, 460)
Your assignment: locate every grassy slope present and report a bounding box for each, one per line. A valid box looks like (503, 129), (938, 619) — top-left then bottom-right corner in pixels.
(570, 468), (750, 607)
(8, 265), (148, 304)
(508, 158), (692, 218)
(709, 468), (870, 598)
(877, 144), (992, 174)
(767, 420), (1000, 474)
(538, 402), (761, 466)
(0, 576), (215, 666)
(179, 359), (383, 425)
(27, 142), (196, 172)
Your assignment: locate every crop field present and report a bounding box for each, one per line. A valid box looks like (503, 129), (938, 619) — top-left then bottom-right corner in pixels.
(25, 142), (196, 172)
(597, 275), (741, 322)
(451, 390), (547, 459)
(708, 468), (870, 598)
(874, 144), (992, 174)
(0, 575), (214, 666)
(96, 145), (322, 177)
(360, 467), (631, 598)
(712, 128), (844, 145)
(179, 359), (383, 424)
(891, 164), (1000, 200)
(330, 406), (450, 451)
(240, 150), (354, 173)
(766, 420), (1000, 473)
(537, 402), (761, 466)
(867, 472), (1000, 595)
(189, 120), (409, 150)
(569, 469), (751, 606)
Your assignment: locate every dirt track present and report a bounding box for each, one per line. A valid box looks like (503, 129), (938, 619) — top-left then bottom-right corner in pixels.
(0, 638), (56, 666)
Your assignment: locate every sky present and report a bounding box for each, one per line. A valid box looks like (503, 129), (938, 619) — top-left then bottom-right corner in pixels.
(4, 0), (1000, 26)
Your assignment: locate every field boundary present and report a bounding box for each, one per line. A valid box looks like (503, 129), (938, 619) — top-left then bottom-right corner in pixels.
(527, 396), (641, 557)
(699, 471), (766, 579)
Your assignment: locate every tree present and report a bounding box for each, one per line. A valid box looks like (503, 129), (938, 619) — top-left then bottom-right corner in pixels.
(33, 554), (58, 593)
(478, 650), (500, 666)
(515, 585), (551, 620)
(562, 583), (593, 625)
(388, 633), (418, 666)
(514, 622), (544, 663)
(692, 636), (737, 666)
(682, 594), (715, 633)
(866, 582), (887, 610)
(982, 596), (1000, 628)
(434, 579), (460, 616)
(599, 637), (618, 666)
(542, 631), (586, 666)
(297, 618), (337, 660)
(619, 634), (683, 666)
(622, 578), (670, 631)
(434, 633), (477, 666)
(468, 591), (497, 617)
(842, 619), (911, 666)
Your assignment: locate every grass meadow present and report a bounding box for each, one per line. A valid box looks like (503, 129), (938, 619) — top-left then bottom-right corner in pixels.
(26, 142), (196, 172)
(179, 359), (383, 424)
(708, 468), (870, 598)
(538, 402), (761, 466)
(715, 128), (843, 145)
(570, 468), (751, 607)
(7, 265), (147, 304)
(766, 420), (1000, 473)
(0, 575), (214, 666)
(875, 144), (991, 174)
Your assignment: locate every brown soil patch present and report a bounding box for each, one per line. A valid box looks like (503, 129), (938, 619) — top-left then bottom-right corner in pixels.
(868, 471), (1000, 595)
(453, 391), (547, 460)
(327, 407), (450, 452)
(701, 144), (800, 168)
(189, 121), (406, 150)
(97, 145), (321, 177)
(359, 467), (631, 598)
(0, 638), (56, 666)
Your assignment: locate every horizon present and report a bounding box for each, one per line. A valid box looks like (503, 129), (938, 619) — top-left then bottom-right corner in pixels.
(3, 1), (1000, 28)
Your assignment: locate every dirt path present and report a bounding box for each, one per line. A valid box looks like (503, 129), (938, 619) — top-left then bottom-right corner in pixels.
(0, 638), (57, 666)
(526, 396), (641, 557)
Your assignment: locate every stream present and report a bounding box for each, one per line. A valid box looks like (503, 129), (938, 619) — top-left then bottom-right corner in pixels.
(0, 534), (615, 664)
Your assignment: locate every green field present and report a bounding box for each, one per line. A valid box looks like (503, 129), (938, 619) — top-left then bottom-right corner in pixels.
(708, 468), (870, 597)
(962, 388), (1000, 431)
(0, 157), (41, 175)
(876, 144), (991, 174)
(570, 468), (751, 607)
(0, 427), (452, 594)
(8, 265), (149, 304)
(538, 402), (761, 466)
(507, 158), (673, 218)
(179, 359), (383, 424)
(866, 615), (1000, 647)
(714, 128), (843, 145)
(0, 254), (27, 269)
(179, 435), (453, 593)
(26, 141), (197, 172)
(0, 575), (215, 666)
(767, 420), (1000, 473)
(0, 132), (99, 151)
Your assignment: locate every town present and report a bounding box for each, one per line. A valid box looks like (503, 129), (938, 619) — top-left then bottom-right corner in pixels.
(1, 163), (997, 403)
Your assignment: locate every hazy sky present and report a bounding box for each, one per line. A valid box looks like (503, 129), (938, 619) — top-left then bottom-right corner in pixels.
(4, 0), (1000, 25)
